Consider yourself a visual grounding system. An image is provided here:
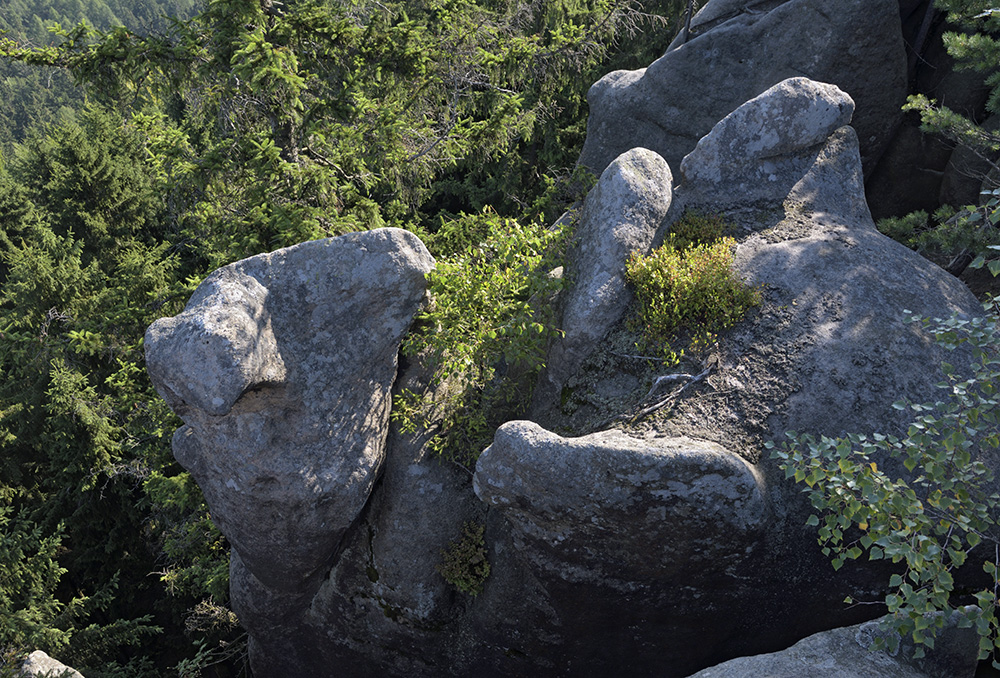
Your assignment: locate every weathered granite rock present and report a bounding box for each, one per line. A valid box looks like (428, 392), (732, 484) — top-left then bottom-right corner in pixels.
(679, 77), (855, 208)
(19, 651), (84, 678)
(250, 360), (489, 677)
(578, 0), (906, 179)
(686, 609), (980, 678)
(144, 228), (434, 668)
(533, 147), (672, 412)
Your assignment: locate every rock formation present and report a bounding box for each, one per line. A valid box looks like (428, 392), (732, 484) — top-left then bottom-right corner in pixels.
(687, 609), (979, 678)
(577, 0), (907, 179)
(144, 229), (434, 670)
(146, 78), (987, 678)
(532, 146), (672, 411)
(19, 651), (85, 678)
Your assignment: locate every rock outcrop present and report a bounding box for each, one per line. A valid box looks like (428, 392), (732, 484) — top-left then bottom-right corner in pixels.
(532, 147), (672, 411)
(475, 422), (766, 582)
(144, 228), (434, 670)
(473, 78), (984, 677)
(686, 609), (980, 678)
(20, 651), (84, 678)
(578, 0), (907, 179)
(679, 77), (855, 207)
(146, 77), (988, 677)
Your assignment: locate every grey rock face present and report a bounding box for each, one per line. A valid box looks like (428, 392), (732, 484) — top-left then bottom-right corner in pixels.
(533, 148), (672, 412)
(679, 78), (855, 207)
(20, 651), (84, 678)
(144, 229), (434, 661)
(475, 421), (766, 583)
(578, 0), (906, 178)
(259, 361), (489, 677)
(145, 269), (286, 418)
(495, 78), (984, 676)
(686, 609), (980, 678)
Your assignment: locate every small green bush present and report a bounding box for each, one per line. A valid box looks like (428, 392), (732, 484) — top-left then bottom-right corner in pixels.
(436, 522), (490, 597)
(625, 217), (758, 362)
(393, 208), (569, 465)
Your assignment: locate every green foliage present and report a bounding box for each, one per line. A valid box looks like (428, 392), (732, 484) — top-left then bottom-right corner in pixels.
(0, 0), (695, 672)
(877, 209), (936, 247)
(0, 506), (160, 666)
(896, 2), (1000, 277)
(771, 308), (1000, 664)
(436, 522), (490, 596)
(0, 0), (690, 265)
(0, 508), (79, 653)
(625, 213), (759, 363)
(877, 192), (1000, 276)
(933, 0), (1000, 115)
(875, 202), (997, 272)
(394, 208), (569, 464)
(0, 0), (197, 147)
(0, 107), (230, 672)
(144, 472), (230, 603)
(172, 600), (246, 677)
(663, 209), (729, 251)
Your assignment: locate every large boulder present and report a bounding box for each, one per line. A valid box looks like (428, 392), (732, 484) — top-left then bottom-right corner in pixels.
(578, 0), (907, 179)
(19, 651), (84, 678)
(470, 422), (771, 676)
(475, 422), (766, 583)
(679, 77), (856, 208)
(243, 360), (490, 677)
(144, 228), (434, 669)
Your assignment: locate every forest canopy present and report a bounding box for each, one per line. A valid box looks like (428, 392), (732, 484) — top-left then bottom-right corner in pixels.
(0, 0), (690, 674)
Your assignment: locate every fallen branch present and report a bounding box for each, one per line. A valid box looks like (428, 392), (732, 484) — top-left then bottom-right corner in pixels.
(642, 373), (693, 400)
(612, 351), (668, 361)
(630, 361), (714, 422)
(594, 356), (717, 430)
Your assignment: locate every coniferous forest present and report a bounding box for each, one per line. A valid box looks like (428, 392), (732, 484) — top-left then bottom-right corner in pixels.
(0, 0), (689, 674)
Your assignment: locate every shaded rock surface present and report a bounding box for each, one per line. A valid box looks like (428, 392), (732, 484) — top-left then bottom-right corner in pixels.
(475, 421), (766, 583)
(578, 0), (906, 179)
(686, 609), (979, 678)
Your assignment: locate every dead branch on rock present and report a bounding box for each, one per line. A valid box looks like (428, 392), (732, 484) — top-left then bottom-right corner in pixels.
(594, 355), (717, 430)
(630, 360), (714, 422)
